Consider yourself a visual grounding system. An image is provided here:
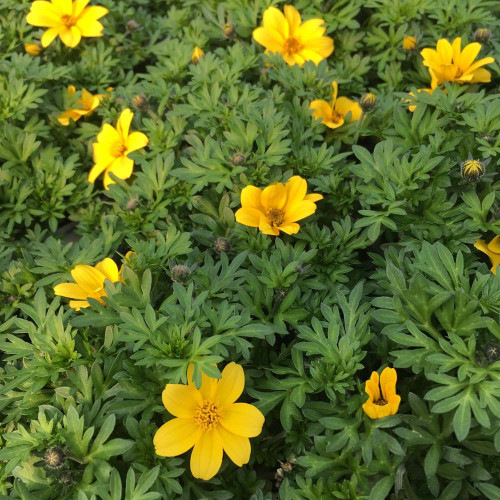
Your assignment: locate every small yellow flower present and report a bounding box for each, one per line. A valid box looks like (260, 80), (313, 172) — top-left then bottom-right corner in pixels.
(54, 258), (121, 310)
(362, 367), (401, 419)
(191, 46), (205, 64)
(403, 35), (417, 52)
(420, 37), (494, 88)
(89, 108), (149, 190)
(475, 236), (500, 274)
(309, 81), (362, 129)
(25, 42), (43, 56)
(252, 5), (333, 67)
(26, 0), (108, 48)
(235, 176), (323, 236)
(56, 85), (103, 126)
(154, 362), (265, 481)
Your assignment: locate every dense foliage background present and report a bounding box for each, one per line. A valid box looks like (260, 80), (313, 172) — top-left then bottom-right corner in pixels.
(2, 0), (500, 498)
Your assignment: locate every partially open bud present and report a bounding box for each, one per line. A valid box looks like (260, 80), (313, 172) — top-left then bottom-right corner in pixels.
(25, 42), (43, 56)
(403, 35), (417, 52)
(474, 28), (491, 43)
(172, 265), (191, 283)
(360, 93), (377, 112)
(191, 46), (205, 64)
(132, 93), (148, 111)
(214, 237), (230, 253)
(127, 20), (139, 32)
(44, 447), (66, 469)
(459, 155), (490, 182)
(223, 23), (236, 38)
(232, 153), (246, 166)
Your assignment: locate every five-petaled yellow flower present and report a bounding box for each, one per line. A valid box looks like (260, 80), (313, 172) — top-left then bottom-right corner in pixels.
(191, 46), (205, 64)
(56, 85), (103, 126)
(26, 0), (108, 48)
(252, 5), (333, 66)
(420, 37), (494, 88)
(235, 176), (323, 236)
(54, 257), (121, 310)
(89, 108), (149, 190)
(362, 367), (401, 419)
(154, 362), (265, 481)
(475, 236), (500, 275)
(309, 81), (362, 129)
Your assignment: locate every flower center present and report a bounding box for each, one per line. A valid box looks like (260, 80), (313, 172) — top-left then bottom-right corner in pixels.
(374, 398), (388, 406)
(283, 37), (302, 56)
(331, 110), (344, 123)
(267, 208), (285, 226)
(194, 401), (222, 430)
(61, 14), (77, 27)
(110, 141), (127, 158)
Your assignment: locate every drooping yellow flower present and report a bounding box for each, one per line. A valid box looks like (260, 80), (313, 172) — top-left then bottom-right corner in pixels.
(89, 108), (149, 190)
(362, 367), (401, 419)
(235, 176), (323, 236)
(25, 42), (43, 56)
(26, 0), (108, 48)
(252, 5), (333, 66)
(54, 258), (121, 310)
(154, 362), (265, 481)
(420, 37), (494, 88)
(56, 85), (103, 126)
(191, 46), (205, 64)
(475, 236), (500, 274)
(403, 35), (417, 52)
(309, 81), (362, 129)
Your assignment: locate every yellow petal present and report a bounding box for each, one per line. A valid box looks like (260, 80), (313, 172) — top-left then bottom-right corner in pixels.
(220, 403), (264, 437)
(464, 57), (495, 75)
(93, 143), (115, 168)
(380, 367), (397, 400)
(295, 19), (326, 42)
(362, 402), (378, 419)
(162, 384), (203, 418)
(283, 176), (307, 213)
(154, 418), (201, 457)
(53, 282), (89, 300)
(108, 156), (134, 181)
(190, 429), (223, 480)
(262, 6), (289, 39)
(117, 108), (134, 140)
(298, 48), (325, 65)
(302, 36), (334, 58)
(365, 371), (380, 401)
(388, 395), (401, 415)
(261, 182), (286, 210)
(76, 18), (105, 37)
(94, 258), (119, 282)
(72, 0), (90, 17)
(97, 123), (120, 144)
(27, 2), (61, 27)
(70, 265), (105, 294)
(241, 185), (263, 210)
(469, 67), (492, 83)
(52, 0), (72, 15)
(284, 5), (301, 36)
(309, 99), (333, 124)
(188, 364), (218, 400)
(335, 97), (362, 121)
(487, 236), (500, 254)
(276, 222), (300, 235)
(235, 207), (263, 228)
(436, 38), (453, 64)
(41, 27), (60, 47)
(216, 426), (251, 467)
(68, 300), (90, 310)
(304, 193), (323, 202)
(457, 42), (481, 71)
(451, 37), (462, 62)
(59, 26), (82, 48)
(214, 363), (244, 408)
(88, 162), (108, 185)
(126, 131), (149, 153)
(252, 27), (284, 53)
(259, 217), (280, 236)
(283, 200), (317, 223)
(56, 109), (83, 126)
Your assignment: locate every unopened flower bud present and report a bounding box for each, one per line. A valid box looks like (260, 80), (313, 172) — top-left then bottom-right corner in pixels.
(232, 153), (246, 165)
(360, 93), (377, 112)
(132, 93), (148, 111)
(403, 35), (417, 52)
(126, 198), (139, 210)
(474, 28), (491, 43)
(484, 343), (500, 361)
(25, 42), (43, 56)
(172, 265), (191, 283)
(223, 23), (236, 38)
(276, 288), (288, 300)
(214, 237), (230, 253)
(191, 46), (205, 64)
(127, 20), (139, 31)
(59, 471), (72, 486)
(459, 155), (490, 182)
(44, 447), (66, 469)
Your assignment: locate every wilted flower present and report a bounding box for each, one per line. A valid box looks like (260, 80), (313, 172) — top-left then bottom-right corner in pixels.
(56, 85), (103, 126)
(223, 23), (235, 38)
(459, 155), (489, 182)
(191, 46), (205, 64)
(310, 81), (362, 129)
(420, 37), (494, 88)
(154, 362), (265, 480)
(89, 108), (149, 190)
(172, 265), (191, 282)
(362, 367), (400, 419)
(484, 343), (500, 361)
(235, 176), (323, 236)
(474, 236), (500, 274)
(403, 35), (417, 52)
(252, 5), (333, 66)
(54, 258), (121, 310)
(132, 93), (148, 111)
(59, 471), (72, 486)
(44, 446), (66, 469)
(25, 42), (42, 56)
(360, 92), (377, 112)
(214, 237), (230, 253)
(232, 153), (246, 165)
(26, 0), (108, 48)
(126, 19), (139, 32)
(474, 28), (491, 43)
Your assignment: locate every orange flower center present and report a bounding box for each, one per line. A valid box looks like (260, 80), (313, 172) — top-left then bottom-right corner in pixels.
(194, 401), (222, 430)
(331, 110), (343, 123)
(61, 14), (77, 27)
(374, 398), (388, 406)
(110, 141), (127, 158)
(283, 37), (302, 56)
(267, 208), (285, 226)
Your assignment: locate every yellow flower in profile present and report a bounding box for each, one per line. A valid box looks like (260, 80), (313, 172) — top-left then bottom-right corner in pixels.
(26, 0), (108, 48)
(154, 362), (265, 481)
(191, 46), (205, 64)
(54, 258), (121, 310)
(89, 108), (149, 190)
(403, 35), (417, 52)
(25, 42), (42, 56)
(56, 85), (103, 126)
(235, 176), (323, 236)
(309, 82), (362, 129)
(420, 37), (494, 88)
(475, 236), (500, 274)
(252, 5), (333, 66)
(362, 367), (401, 419)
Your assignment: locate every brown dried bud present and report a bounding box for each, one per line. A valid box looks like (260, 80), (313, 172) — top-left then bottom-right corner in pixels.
(172, 265), (191, 283)
(276, 288), (288, 300)
(132, 93), (148, 111)
(127, 20), (139, 31)
(126, 198), (139, 210)
(44, 447), (65, 469)
(484, 343), (500, 361)
(214, 237), (230, 253)
(232, 153), (246, 166)
(59, 471), (72, 486)
(223, 23), (236, 38)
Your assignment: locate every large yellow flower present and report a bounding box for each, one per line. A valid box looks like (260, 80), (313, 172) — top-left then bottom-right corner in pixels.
(89, 108), (149, 190)
(235, 176), (323, 236)
(252, 5), (333, 66)
(420, 37), (494, 88)
(26, 0), (108, 48)
(54, 258), (121, 310)
(309, 82), (362, 129)
(56, 85), (103, 126)
(154, 362), (265, 481)
(475, 236), (500, 274)
(362, 367), (401, 419)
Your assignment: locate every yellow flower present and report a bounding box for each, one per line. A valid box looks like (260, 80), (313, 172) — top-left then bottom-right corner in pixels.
(26, 0), (108, 48)
(475, 236), (500, 274)
(235, 176), (323, 236)
(420, 37), (494, 88)
(362, 367), (401, 419)
(191, 46), (205, 64)
(154, 362), (265, 481)
(252, 5), (333, 66)
(403, 35), (417, 52)
(25, 42), (43, 56)
(54, 258), (120, 310)
(309, 81), (362, 129)
(89, 108), (149, 190)
(56, 85), (103, 126)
